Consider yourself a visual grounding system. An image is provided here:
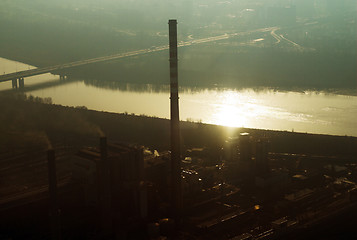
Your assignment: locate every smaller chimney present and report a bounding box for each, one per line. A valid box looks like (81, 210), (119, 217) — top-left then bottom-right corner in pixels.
(99, 137), (112, 236)
(47, 148), (61, 240)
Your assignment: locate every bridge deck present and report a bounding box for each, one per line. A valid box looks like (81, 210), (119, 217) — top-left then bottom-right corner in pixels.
(0, 48), (158, 82)
(0, 27), (273, 83)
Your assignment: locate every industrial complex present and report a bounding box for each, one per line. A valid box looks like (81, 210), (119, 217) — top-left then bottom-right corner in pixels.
(1, 20), (356, 240)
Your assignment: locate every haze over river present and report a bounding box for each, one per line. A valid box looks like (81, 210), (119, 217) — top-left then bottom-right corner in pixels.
(1, 57), (356, 137)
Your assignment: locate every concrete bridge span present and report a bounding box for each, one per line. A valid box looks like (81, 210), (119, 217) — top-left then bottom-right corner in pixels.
(0, 27), (274, 88)
(0, 48), (155, 88)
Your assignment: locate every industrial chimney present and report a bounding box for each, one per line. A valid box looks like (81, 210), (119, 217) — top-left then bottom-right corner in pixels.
(99, 136), (112, 236)
(47, 148), (61, 240)
(168, 19), (182, 220)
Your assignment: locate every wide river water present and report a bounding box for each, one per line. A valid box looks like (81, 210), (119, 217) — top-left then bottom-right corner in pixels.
(1, 57), (356, 137)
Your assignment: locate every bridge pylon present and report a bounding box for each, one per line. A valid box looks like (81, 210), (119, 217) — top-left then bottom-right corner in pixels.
(19, 77), (24, 88)
(12, 79), (17, 89)
(12, 78), (25, 89)
(59, 74), (67, 81)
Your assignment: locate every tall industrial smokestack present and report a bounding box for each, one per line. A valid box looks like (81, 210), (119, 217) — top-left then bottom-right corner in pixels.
(168, 19), (182, 220)
(47, 148), (61, 240)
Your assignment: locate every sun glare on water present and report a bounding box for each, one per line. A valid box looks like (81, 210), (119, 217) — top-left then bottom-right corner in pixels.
(211, 91), (248, 127)
(209, 90), (274, 128)
(213, 103), (247, 127)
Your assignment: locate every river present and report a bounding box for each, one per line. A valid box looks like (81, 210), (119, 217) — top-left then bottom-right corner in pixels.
(1, 57), (356, 137)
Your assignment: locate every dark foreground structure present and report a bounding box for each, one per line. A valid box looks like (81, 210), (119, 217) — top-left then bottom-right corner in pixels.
(1, 133), (356, 239)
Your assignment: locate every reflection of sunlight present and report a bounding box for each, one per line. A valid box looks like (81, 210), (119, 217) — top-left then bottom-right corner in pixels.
(207, 89), (332, 130)
(214, 104), (247, 127)
(209, 90), (299, 128)
(211, 91), (248, 127)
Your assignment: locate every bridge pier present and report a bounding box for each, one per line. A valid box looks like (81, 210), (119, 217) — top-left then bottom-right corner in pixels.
(12, 79), (18, 89)
(59, 75), (67, 81)
(18, 77), (24, 88)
